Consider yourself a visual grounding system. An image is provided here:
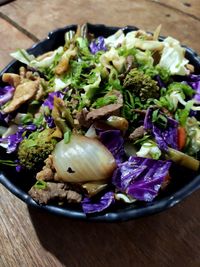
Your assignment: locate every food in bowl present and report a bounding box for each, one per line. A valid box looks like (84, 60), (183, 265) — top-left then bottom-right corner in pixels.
(0, 24), (200, 215)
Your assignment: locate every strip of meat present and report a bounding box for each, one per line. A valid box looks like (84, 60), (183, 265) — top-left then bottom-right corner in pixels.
(3, 80), (39, 113)
(2, 73), (21, 88)
(28, 182), (82, 204)
(86, 103), (122, 121)
(129, 126), (145, 141)
(76, 90), (123, 127)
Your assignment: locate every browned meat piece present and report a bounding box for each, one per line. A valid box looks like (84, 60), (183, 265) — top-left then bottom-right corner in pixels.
(76, 90), (123, 126)
(19, 66), (40, 81)
(36, 168), (54, 181)
(36, 155), (56, 181)
(86, 90), (123, 121)
(29, 182), (82, 205)
(66, 190), (82, 203)
(86, 103), (122, 121)
(44, 155), (54, 169)
(2, 73), (21, 88)
(129, 126), (145, 141)
(76, 107), (91, 128)
(3, 80), (39, 113)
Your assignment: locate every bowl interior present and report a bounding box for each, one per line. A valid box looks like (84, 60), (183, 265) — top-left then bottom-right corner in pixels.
(0, 23), (200, 221)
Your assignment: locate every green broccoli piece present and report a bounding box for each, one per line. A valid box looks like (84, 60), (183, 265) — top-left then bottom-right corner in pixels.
(18, 128), (58, 171)
(123, 68), (160, 102)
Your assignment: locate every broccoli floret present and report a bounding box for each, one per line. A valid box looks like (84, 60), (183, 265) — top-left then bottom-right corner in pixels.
(123, 68), (160, 101)
(18, 128), (58, 171)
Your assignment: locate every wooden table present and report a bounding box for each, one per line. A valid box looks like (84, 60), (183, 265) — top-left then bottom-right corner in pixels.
(0, 1), (200, 266)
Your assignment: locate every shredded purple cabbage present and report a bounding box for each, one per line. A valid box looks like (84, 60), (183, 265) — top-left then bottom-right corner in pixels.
(0, 111), (14, 124)
(0, 124), (36, 153)
(155, 75), (166, 89)
(82, 191), (115, 214)
(98, 130), (126, 164)
(44, 115), (55, 128)
(144, 108), (178, 151)
(186, 74), (200, 102)
(89, 36), (107, 54)
(0, 85), (15, 106)
(15, 161), (22, 172)
(43, 91), (64, 128)
(112, 156), (171, 202)
(43, 91), (64, 110)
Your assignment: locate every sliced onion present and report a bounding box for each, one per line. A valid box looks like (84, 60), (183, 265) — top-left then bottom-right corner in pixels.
(82, 180), (108, 197)
(85, 124), (97, 138)
(53, 135), (117, 183)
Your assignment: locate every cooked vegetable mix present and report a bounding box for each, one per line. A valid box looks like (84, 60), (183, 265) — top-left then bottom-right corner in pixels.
(1, 24), (200, 214)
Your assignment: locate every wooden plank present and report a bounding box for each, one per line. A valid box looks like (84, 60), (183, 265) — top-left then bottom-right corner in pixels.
(1, 183), (200, 267)
(0, 18), (33, 70)
(151, 0), (200, 19)
(0, 185), (64, 267)
(0, 0), (200, 53)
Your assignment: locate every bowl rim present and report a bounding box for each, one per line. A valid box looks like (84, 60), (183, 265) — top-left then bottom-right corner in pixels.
(1, 23), (200, 222)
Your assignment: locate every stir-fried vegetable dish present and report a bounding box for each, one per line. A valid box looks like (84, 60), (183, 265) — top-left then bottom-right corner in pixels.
(0, 24), (200, 214)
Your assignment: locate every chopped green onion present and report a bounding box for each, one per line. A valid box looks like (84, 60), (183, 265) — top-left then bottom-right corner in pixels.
(0, 160), (17, 167)
(34, 180), (47, 190)
(64, 129), (72, 144)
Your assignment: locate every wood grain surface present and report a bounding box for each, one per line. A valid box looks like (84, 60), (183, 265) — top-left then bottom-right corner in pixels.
(0, 17), (33, 69)
(0, 0), (200, 53)
(151, 0), (200, 19)
(0, 1), (200, 266)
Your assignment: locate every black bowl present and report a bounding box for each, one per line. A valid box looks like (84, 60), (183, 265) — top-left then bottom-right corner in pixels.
(1, 23), (200, 222)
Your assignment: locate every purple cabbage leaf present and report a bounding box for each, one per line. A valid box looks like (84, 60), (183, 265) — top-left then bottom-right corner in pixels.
(0, 85), (15, 106)
(89, 36), (107, 54)
(0, 124), (36, 153)
(97, 129), (126, 164)
(185, 74), (200, 102)
(82, 191), (115, 214)
(42, 91), (64, 128)
(144, 108), (178, 151)
(155, 75), (166, 89)
(43, 91), (64, 110)
(112, 156), (171, 202)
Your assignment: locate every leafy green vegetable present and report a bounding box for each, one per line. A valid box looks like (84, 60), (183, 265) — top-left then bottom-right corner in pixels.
(152, 109), (168, 128)
(175, 101), (194, 126)
(168, 82), (194, 97)
(92, 95), (117, 108)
